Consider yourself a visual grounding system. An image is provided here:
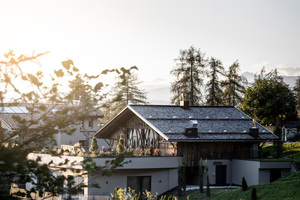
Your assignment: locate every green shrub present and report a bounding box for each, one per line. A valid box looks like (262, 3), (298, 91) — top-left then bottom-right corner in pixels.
(89, 135), (99, 155)
(116, 134), (125, 154)
(242, 176), (248, 191)
(199, 157), (204, 194)
(251, 187), (257, 200)
(149, 144), (154, 156)
(205, 159), (210, 197)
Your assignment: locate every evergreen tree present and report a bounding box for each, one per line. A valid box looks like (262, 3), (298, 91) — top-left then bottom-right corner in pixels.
(103, 66), (147, 121)
(294, 76), (300, 109)
(205, 160), (210, 197)
(116, 134), (125, 154)
(205, 57), (224, 106)
(89, 135), (99, 156)
(199, 157), (204, 193)
(177, 165), (183, 197)
(274, 117), (283, 158)
(149, 144), (154, 156)
(242, 176), (248, 191)
(170, 46), (207, 105)
(222, 61), (247, 106)
(251, 188), (258, 200)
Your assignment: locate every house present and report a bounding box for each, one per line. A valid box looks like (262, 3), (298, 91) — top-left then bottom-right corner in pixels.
(0, 103), (104, 148)
(91, 103), (297, 195)
(28, 102), (298, 198)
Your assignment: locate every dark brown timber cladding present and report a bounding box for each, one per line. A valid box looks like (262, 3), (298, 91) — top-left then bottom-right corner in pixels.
(177, 142), (254, 166)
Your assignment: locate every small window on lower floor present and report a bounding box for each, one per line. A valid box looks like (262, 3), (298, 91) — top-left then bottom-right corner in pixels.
(127, 176), (151, 194)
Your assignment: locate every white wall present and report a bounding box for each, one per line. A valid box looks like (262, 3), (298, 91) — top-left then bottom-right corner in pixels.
(53, 117), (100, 147)
(232, 160), (260, 186)
(86, 169), (178, 196)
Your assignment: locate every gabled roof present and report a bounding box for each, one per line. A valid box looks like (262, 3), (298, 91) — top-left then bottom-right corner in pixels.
(95, 105), (279, 142)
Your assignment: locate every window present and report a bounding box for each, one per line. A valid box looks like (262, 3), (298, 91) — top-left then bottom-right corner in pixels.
(127, 176), (151, 194)
(88, 118), (93, 128)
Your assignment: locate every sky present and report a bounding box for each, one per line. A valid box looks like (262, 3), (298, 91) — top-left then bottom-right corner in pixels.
(0, 0), (300, 86)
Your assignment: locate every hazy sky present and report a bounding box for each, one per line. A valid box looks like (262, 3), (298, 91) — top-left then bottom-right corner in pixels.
(1, 0), (299, 83)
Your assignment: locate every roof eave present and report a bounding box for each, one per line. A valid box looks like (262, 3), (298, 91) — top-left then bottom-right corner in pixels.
(165, 138), (279, 142)
(94, 105), (130, 137)
(127, 105), (169, 140)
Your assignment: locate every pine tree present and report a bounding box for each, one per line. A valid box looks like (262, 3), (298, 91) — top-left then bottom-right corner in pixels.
(222, 61), (247, 106)
(251, 188), (257, 200)
(199, 158), (204, 193)
(177, 165), (183, 197)
(116, 134), (125, 154)
(205, 57), (224, 106)
(294, 76), (300, 109)
(205, 159), (210, 197)
(242, 176), (248, 191)
(103, 66), (147, 121)
(89, 135), (99, 156)
(149, 144), (154, 156)
(170, 46), (207, 106)
(274, 117), (283, 158)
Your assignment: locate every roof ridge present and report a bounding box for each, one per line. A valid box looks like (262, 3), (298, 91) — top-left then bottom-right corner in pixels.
(130, 104), (236, 108)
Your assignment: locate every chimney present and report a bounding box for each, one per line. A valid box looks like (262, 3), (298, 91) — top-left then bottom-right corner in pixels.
(180, 93), (189, 109)
(184, 120), (198, 137)
(249, 127), (259, 138)
(184, 128), (198, 137)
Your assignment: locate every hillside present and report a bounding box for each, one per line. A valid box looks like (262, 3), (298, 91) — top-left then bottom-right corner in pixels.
(211, 172), (300, 200)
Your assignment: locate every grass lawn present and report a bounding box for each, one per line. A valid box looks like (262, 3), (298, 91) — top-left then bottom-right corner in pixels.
(180, 172), (300, 200)
(263, 142), (300, 168)
(177, 143), (300, 200)
(178, 188), (239, 200)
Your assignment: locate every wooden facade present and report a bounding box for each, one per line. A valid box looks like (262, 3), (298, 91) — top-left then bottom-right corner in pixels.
(109, 115), (176, 155)
(177, 142), (256, 166)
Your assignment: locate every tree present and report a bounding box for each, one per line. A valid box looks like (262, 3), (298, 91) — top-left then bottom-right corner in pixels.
(242, 176), (248, 191)
(274, 117), (283, 158)
(0, 50), (125, 199)
(222, 61), (247, 106)
(170, 46), (207, 106)
(103, 66), (147, 121)
(205, 159), (210, 197)
(177, 165), (183, 197)
(89, 135), (99, 156)
(116, 134), (125, 154)
(240, 68), (298, 126)
(251, 188), (258, 200)
(149, 144), (154, 156)
(199, 157), (204, 193)
(205, 57), (224, 106)
(294, 76), (300, 109)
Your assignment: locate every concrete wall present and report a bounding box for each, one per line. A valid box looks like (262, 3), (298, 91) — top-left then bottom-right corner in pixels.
(232, 159), (295, 185)
(232, 160), (260, 186)
(258, 169), (270, 184)
(93, 156), (182, 170)
(205, 159), (232, 185)
(86, 168), (178, 196)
